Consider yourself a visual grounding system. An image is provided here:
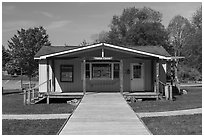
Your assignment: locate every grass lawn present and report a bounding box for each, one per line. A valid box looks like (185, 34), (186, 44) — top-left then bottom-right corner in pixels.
(129, 86), (202, 112)
(142, 114), (202, 135)
(2, 119), (66, 135)
(2, 74), (38, 81)
(2, 93), (77, 114)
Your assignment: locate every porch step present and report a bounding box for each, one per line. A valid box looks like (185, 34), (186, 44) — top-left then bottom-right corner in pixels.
(123, 92), (159, 99)
(48, 92), (84, 99)
(31, 96), (46, 104)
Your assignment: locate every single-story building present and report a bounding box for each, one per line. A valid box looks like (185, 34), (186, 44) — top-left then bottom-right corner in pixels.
(34, 43), (173, 100)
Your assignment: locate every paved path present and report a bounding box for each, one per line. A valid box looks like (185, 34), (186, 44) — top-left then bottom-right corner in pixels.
(2, 113), (70, 119)
(59, 93), (151, 135)
(137, 108), (202, 118)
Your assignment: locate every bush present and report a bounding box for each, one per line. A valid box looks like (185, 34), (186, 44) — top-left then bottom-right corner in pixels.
(178, 65), (201, 82)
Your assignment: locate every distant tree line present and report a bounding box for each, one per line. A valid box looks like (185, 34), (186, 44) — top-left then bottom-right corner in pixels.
(92, 6), (202, 82)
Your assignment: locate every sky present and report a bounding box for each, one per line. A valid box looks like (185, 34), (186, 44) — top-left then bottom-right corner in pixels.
(2, 2), (201, 47)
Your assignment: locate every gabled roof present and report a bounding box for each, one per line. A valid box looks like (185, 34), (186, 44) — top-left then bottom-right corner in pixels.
(34, 43), (171, 60)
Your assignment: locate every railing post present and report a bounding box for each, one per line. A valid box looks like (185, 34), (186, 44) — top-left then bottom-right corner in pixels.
(83, 59), (86, 95)
(120, 60), (123, 94)
(169, 85), (173, 100)
(47, 95), (50, 104)
(27, 90), (31, 105)
(24, 90), (27, 105)
(32, 89), (35, 100)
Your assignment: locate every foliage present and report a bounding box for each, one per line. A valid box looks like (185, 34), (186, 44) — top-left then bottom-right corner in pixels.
(192, 7), (202, 29)
(2, 45), (11, 70)
(94, 7), (172, 53)
(7, 26), (51, 79)
(168, 7), (202, 81)
(178, 65), (201, 82)
(79, 40), (89, 46)
(181, 7), (202, 74)
(92, 31), (109, 43)
(167, 15), (192, 56)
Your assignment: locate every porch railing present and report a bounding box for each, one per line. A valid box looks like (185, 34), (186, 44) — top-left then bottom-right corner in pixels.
(159, 80), (173, 100)
(24, 79), (51, 105)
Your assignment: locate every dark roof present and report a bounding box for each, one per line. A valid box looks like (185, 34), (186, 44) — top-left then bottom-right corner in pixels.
(34, 46), (79, 58)
(35, 44), (171, 58)
(129, 46), (171, 57)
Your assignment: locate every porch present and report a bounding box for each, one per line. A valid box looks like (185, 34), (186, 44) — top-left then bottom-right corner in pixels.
(29, 43), (174, 105)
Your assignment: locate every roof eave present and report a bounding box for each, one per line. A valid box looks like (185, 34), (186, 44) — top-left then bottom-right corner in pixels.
(35, 43), (172, 60)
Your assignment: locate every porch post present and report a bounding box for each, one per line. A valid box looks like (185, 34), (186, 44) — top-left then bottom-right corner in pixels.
(51, 59), (55, 92)
(83, 59), (86, 95)
(156, 60), (160, 96)
(120, 60), (123, 94)
(47, 59), (50, 104)
(47, 59), (50, 93)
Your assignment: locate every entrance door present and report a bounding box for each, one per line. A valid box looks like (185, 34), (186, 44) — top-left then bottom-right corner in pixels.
(130, 63), (144, 91)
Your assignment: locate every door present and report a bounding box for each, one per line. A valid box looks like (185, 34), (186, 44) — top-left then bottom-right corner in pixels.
(130, 63), (144, 91)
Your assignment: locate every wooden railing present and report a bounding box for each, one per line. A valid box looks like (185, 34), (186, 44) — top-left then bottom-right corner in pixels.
(24, 79), (51, 105)
(159, 80), (173, 100)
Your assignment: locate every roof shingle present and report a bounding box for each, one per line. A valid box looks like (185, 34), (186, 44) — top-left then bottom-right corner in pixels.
(34, 44), (171, 58)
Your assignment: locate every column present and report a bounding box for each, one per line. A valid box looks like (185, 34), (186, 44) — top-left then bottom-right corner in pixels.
(156, 60), (160, 94)
(83, 59), (86, 95)
(46, 59), (50, 93)
(47, 59), (50, 104)
(120, 60), (123, 94)
(51, 59), (55, 92)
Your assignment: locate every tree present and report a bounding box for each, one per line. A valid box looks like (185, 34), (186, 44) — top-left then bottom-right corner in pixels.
(79, 40), (89, 46)
(167, 15), (192, 57)
(192, 7), (202, 30)
(2, 45), (11, 70)
(8, 26), (51, 84)
(182, 7), (202, 73)
(91, 31), (109, 43)
(94, 7), (171, 53)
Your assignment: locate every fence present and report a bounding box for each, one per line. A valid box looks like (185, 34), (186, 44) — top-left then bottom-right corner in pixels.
(24, 79), (51, 105)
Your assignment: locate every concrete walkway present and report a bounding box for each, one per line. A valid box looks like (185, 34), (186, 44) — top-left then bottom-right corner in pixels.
(137, 108), (202, 118)
(2, 113), (70, 119)
(59, 93), (151, 135)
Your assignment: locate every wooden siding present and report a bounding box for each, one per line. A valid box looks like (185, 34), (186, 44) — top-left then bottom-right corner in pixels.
(54, 58), (83, 92)
(38, 48), (167, 93)
(39, 59), (48, 92)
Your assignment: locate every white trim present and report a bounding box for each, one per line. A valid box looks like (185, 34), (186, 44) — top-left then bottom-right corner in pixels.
(39, 43), (102, 59)
(104, 43), (169, 59)
(102, 48), (104, 58)
(37, 43), (171, 60)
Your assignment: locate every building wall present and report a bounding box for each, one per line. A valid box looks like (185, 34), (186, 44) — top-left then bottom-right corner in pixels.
(39, 59), (48, 93)
(52, 58), (154, 92)
(38, 58), (166, 93)
(123, 58), (153, 91)
(38, 50), (166, 93)
(54, 58), (83, 92)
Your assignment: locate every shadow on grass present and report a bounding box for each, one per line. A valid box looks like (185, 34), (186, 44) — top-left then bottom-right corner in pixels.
(2, 93), (79, 114)
(2, 119), (66, 135)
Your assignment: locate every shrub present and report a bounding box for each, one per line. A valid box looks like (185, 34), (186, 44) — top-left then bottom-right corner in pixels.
(178, 65), (201, 82)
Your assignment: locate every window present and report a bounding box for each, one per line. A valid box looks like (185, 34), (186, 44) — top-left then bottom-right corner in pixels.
(92, 64), (111, 79)
(113, 64), (120, 78)
(85, 63), (90, 78)
(60, 65), (73, 82)
(133, 65), (141, 78)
